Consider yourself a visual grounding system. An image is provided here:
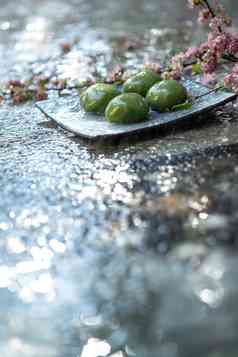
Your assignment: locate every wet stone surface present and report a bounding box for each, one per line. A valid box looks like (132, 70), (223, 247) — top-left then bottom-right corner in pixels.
(1, 0), (238, 356)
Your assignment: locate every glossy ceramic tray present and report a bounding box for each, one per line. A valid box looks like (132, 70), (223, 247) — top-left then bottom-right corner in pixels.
(36, 80), (237, 140)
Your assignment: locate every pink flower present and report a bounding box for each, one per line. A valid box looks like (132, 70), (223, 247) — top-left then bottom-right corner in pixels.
(184, 46), (200, 60)
(201, 50), (218, 73)
(224, 64), (238, 92)
(209, 17), (223, 34)
(224, 73), (238, 92)
(224, 73), (233, 86)
(165, 0), (238, 93)
(171, 52), (185, 64)
(163, 52), (185, 79)
(210, 34), (228, 56)
(227, 32), (238, 55)
(201, 73), (217, 86)
(144, 62), (161, 74)
(232, 64), (238, 75)
(199, 41), (209, 53)
(188, 0), (231, 30)
(198, 9), (211, 25)
(216, 3), (232, 26)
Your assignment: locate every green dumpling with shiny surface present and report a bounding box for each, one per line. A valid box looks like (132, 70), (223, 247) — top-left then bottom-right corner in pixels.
(81, 83), (120, 114)
(105, 93), (149, 124)
(123, 69), (161, 97)
(146, 79), (188, 112)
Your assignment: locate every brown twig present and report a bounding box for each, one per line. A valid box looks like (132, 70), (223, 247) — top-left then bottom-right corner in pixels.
(202, 0), (217, 19)
(222, 53), (238, 63)
(202, 0), (224, 34)
(194, 85), (225, 100)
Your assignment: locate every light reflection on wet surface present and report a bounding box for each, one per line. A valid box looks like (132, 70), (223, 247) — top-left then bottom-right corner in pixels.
(1, 0), (238, 356)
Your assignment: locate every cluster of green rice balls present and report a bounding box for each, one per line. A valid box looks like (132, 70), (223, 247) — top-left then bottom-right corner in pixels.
(80, 68), (188, 124)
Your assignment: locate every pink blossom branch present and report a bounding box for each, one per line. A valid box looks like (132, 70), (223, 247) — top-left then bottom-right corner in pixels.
(163, 0), (238, 91)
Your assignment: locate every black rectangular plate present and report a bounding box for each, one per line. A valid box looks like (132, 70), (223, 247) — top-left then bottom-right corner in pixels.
(36, 80), (237, 140)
